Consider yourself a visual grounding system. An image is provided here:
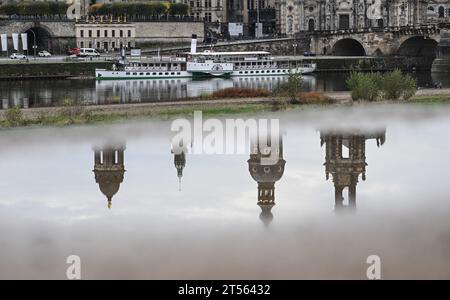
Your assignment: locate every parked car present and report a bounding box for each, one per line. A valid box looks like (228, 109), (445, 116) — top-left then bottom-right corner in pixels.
(10, 53), (27, 59)
(38, 50), (52, 57)
(64, 54), (85, 62)
(68, 47), (80, 55)
(303, 51), (316, 57)
(78, 48), (100, 57)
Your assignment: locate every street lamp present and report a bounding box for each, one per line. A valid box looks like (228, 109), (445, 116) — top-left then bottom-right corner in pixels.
(256, 0), (260, 39)
(26, 28), (37, 60)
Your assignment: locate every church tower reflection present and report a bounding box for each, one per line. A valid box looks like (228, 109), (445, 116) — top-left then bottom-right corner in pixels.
(248, 134), (286, 226)
(320, 129), (386, 212)
(93, 143), (126, 209)
(171, 137), (189, 191)
(173, 150), (186, 191)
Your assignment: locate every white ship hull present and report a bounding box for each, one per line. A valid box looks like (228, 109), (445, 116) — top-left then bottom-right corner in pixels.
(96, 66), (316, 80)
(230, 66), (316, 77)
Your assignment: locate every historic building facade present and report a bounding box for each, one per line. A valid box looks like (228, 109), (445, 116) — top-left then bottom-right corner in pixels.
(276, 0), (429, 35)
(427, 0), (450, 22)
(75, 20), (136, 51)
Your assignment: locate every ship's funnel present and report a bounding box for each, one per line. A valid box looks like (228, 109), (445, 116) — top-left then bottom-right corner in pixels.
(190, 34), (197, 54)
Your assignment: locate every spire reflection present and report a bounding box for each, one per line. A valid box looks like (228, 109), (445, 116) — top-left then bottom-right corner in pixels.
(93, 143), (126, 209)
(320, 129), (386, 212)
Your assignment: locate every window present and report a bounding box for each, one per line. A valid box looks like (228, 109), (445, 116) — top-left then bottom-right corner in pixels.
(339, 14), (350, 30)
(342, 145), (349, 158)
(205, 0), (211, 8)
(205, 12), (212, 22)
(112, 30), (115, 37)
(128, 30), (131, 37)
(114, 151), (119, 164)
(80, 30), (84, 38)
(104, 30), (108, 37)
(120, 30), (123, 38)
(439, 6), (445, 18)
(112, 42), (115, 49)
(97, 30), (100, 37)
(308, 19), (315, 31)
(196, 0), (201, 7)
(80, 41), (84, 48)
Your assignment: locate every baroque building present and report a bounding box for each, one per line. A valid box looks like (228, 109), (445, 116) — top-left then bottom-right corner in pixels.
(276, 0), (429, 35)
(427, 0), (450, 22)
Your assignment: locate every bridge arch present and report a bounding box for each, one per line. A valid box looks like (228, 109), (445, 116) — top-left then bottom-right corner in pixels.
(397, 36), (439, 58)
(21, 24), (55, 54)
(331, 38), (366, 56)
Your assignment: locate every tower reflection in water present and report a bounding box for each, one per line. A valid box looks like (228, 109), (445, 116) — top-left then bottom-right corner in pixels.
(172, 149), (187, 192)
(320, 129), (386, 212)
(248, 133), (286, 226)
(171, 136), (190, 191)
(93, 143), (126, 209)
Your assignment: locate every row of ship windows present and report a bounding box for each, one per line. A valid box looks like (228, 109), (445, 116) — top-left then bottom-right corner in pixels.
(130, 63), (179, 67)
(125, 72), (182, 76)
(236, 61), (274, 66)
(238, 69), (288, 74)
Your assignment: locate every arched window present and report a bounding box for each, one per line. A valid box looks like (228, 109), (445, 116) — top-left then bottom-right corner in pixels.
(308, 19), (315, 31)
(439, 6), (445, 18)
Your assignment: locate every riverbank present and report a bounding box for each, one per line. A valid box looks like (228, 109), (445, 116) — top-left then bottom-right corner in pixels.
(0, 60), (110, 80)
(0, 55), (435, 80)
(1, 88), (450, 129)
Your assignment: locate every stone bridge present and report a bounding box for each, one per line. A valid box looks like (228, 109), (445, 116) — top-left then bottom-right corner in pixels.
(0, 19), (75, 54)
(152, 24), (446, 62)
(310, 25), (442, 57)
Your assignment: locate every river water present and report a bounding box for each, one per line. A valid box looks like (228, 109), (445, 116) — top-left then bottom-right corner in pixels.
(1, 104), (450, 279)
(1, 71), (450, 109)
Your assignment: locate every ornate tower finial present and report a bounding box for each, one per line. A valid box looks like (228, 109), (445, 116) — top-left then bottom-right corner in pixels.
(248, 134), (285, 226)
(93, 143), (126, 210)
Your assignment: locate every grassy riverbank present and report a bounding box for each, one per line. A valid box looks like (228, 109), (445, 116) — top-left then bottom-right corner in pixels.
(1, 89), (450, 129)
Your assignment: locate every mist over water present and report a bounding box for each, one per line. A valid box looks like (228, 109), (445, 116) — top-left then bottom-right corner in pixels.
(1, 104), (450, 279)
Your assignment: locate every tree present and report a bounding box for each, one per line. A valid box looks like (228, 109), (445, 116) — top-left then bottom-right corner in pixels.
(169, 3), (189, 16)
